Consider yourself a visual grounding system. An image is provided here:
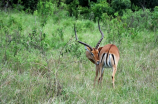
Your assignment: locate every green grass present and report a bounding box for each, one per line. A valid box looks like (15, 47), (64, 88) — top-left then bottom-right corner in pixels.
(0, 10), (158, 104)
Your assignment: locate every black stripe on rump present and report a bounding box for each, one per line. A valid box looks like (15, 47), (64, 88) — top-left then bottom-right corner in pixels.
(111, 54), (115, 65)
(101, 53), (105, 63)
(106, 53), (109, 67)
(106, 44), (113, 67)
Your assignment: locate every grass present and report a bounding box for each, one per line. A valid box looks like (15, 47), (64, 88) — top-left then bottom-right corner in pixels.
(0, 9), (158, 104)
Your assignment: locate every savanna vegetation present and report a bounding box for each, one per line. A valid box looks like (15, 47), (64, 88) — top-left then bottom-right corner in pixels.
(0, 0), (158, 103)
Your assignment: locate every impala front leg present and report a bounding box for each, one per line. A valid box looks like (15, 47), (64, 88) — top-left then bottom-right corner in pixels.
(94, 65), (99, 87)
(98, 63), (103, 85)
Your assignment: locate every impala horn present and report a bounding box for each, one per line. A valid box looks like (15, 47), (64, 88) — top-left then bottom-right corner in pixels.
(74, 24), (93, 51)
(95, 20), (104, 49)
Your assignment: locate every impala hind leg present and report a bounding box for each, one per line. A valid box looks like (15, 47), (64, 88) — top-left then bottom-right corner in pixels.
(112, 65), (117, 88)
(94, 65), (99, 87)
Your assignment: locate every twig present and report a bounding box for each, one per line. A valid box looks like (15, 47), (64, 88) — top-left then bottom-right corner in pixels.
(58, 35), (75, 63)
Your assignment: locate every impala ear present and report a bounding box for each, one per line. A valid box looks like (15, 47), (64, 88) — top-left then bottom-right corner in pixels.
(98, 47), (103, 52)
(85, 46), (92, 51)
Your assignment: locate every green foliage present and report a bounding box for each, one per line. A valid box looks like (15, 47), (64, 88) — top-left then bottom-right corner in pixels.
(65, 0), (93, 7)
(37, 0), (56, 16)
(130, 0), (158, 11)
(75, 20), (95, 32)
(12, 3), (25, 11)
(151, 6), (158, 30)
(66, 0), (131, 21)
(91, 1), (110, 20)
(121, 9), (152, 30)
(67, 0), (79, 17)
(152, 6), (158, 20)
(111, 0), (130, 16)
(0, 0), (38, 12)
(51, 26), (65, 48)
(21, 0), (39, 12)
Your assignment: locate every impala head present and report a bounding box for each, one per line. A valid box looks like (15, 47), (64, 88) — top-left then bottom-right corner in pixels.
(85, 47), (100, 65)
(74, 20), (104, 65)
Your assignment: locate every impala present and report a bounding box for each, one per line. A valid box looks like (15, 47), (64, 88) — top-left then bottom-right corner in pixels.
(74, 21), (120, 88)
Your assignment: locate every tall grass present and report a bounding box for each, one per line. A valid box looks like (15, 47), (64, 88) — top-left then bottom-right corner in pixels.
(0, 9), (158, 104)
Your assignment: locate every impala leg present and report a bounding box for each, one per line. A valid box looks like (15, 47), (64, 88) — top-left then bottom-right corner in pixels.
(112, 65), (117, 88)
(94, 65), (99, 87)
(98, 64), (103, 85)
(100, 68), (104, 87)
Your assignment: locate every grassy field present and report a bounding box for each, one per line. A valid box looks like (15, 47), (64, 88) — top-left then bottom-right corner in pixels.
(0, 9), (158, 104)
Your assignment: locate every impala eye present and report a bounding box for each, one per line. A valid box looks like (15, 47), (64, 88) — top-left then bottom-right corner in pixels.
(91, 53), (94, 56)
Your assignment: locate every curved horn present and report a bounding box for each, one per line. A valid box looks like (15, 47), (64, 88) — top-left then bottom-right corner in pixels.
(74, 24), (93, 51)
(95, 20), (104, 49)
